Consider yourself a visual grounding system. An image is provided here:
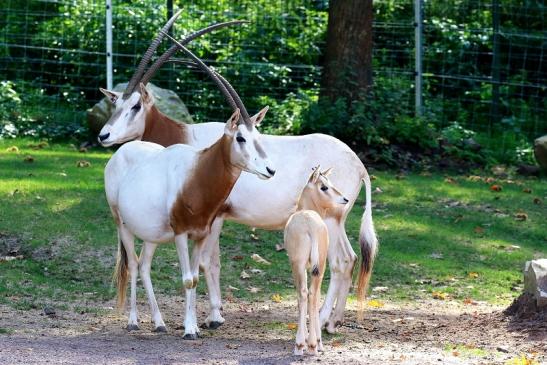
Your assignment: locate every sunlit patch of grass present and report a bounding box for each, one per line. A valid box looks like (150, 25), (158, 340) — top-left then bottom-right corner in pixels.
(0, 138), (546, 312)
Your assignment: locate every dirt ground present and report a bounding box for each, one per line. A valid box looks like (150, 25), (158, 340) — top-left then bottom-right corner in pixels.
(0, 296), (545, 365)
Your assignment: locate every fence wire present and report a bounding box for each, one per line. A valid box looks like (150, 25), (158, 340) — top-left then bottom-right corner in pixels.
(0, 0), (545, 143)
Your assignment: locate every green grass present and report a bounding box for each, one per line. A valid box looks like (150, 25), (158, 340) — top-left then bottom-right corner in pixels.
(0, 138), (546, 311)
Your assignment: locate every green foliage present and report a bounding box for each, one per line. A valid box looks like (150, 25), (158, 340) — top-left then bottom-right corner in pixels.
(1, 140), (545, 308)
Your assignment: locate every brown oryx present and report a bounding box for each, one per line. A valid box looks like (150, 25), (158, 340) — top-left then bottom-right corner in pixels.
(105, 47), (276, 338)
(99, 15), (378, 334)
(284, 166), (348, 356)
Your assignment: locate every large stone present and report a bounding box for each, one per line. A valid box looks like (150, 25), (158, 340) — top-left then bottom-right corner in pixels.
(534, 135), (547, 171)
(524, 259), (547, 308)
(86, 82), (194, 135)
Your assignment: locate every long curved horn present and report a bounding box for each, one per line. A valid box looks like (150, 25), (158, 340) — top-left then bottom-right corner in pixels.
(123, 9), (183, 99)
(169, 58), (252, 127)
(140, 20), (248, 87)
(161, 32), (239, 112)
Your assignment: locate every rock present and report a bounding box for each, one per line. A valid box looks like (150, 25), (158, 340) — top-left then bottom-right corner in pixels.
(43, 306), (56, 316)
(524, 259), (547, 308)
(534, 135), (547, 171)
(463, 137), (481, 151)
(86, 82), (194, 135)
(516, 164), (540, 176)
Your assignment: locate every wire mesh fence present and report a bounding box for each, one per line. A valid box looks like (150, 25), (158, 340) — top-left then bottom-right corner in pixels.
(0, 0), (545, 144)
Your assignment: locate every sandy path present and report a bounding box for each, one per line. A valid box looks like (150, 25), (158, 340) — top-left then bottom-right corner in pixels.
(0, 297), (545, 365)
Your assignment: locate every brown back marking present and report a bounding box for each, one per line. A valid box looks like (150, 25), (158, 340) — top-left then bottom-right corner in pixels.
(142, 105), (188, 147)
(170, 134), (240, 238)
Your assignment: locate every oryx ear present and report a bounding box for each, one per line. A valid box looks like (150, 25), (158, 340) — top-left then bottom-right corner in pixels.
(139, 83), (153, 105)
(308, 165), (321, 183)
(321, 167), (333, 177)
(224, 109), (240, 136)
(250, 106), (269, 126)
(100, 88), (121, 104)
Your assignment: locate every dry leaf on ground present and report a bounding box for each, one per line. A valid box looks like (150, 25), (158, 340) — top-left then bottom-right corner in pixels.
(490, 184), (502, 192)
(76, 160), (91, 168)
(432, 291), (448, 300)
(514, 212), (528, 221)
(367, 300), (384, 308)
(240, 270), (250, 279)
(247, 286), (261, 293)
(23, 155), (34, 163)
(468, 272), (479, 279)
(287, 323), (297, 330)
(271, 294), (282, 303)
(251, 253), (271, 265)
(6, 146), (19, 153)
(274, 243), (285, 252)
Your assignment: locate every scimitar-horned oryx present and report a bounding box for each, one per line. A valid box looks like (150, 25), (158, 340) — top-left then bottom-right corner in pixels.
(105, 50), (276, 338)
(99, 17), (378, 334)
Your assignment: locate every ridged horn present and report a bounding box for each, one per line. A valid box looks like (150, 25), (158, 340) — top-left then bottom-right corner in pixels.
(140, 20), (248, 87)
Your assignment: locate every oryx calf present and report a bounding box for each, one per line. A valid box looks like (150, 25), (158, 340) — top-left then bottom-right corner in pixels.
(284, 167), (348, 356)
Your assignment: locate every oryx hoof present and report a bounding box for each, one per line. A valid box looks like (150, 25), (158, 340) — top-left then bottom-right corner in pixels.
(126, 324), (140, 331)
(183, 332), (199, 340)
(153, 325), (167, 333)
(324, 322), (337, 334)
(207, 321), (223, 330)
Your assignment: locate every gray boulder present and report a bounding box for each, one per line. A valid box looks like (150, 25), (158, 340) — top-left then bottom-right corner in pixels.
(524, 259), (547, 308)
(534, 135), (547, 171)
(87, 82), (194, 135)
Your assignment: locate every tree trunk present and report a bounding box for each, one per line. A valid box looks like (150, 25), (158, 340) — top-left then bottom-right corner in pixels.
(320, 0), (373, 103)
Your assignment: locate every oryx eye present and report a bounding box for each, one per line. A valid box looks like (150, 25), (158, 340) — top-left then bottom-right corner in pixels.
(236, 136), (246, 143)
(131, 103), (141, 111)
(320, 185), (328, 191)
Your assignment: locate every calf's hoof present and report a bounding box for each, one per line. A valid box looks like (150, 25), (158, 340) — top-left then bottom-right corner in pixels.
(183, 333), (199, 340)
(126, 324), (140, 331)
(293, 344), (305, 356)
(307, 345), (318, 356)
(153, 325), (167, 333)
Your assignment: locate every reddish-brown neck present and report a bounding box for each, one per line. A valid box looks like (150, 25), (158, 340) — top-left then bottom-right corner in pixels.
(170, 134), (241, 237)
(142, 105), (188, 147)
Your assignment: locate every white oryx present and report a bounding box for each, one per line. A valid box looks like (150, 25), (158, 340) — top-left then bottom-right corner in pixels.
(105, 55), (276, 338)
(284, 166), (348, 356)
(99, 13), (378, 334)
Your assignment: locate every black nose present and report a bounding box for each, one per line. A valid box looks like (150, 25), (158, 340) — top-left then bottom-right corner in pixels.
(343, 197), (349, 203)
(98, 133), (110, 142)
(266, 167), (276, 176)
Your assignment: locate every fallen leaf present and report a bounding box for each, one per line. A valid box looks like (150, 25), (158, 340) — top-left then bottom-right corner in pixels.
(474, 226), (485, 234)
(505, 354), (538, 365)
(514, 212), (528, 221)
(232, 255), (244, 261)
(452, 350), (460, 357)
(468, 175), (482, 182)
(6, 146), (19, 153)
(227, 285), (239, 291)
(490, 184), (502, 192)
(226, 343), (240, 349)
(251, 253), (271, 265)
(331, 339), (343, 347)
(453, 215), (464, 223)
(274, 243), (285, 252)
(271, 293), (282, 303)
(367, 299), (384, 308)
(247, 286), (261, 293)
(76, 160), (91, 168)
(250, 233), (259, 241)
(533, 198), (542, 205)
(463, 298), (476, 305)
(287, 323), (297, 330)
(468, 272), (479, 279)
(23, 155), (34, 163)
(249, 269), (262, 274)
(79, 147), (88, 153)
(444, 177), (457, 184)
(372, 286), (389, 293)
(522, 188), (532, 194)
(240, 270), (250, 279)
(432, 291), (448, 300)
(373, 187), (383, 194)
(430, 252), (444, 259)
(370, 175), (377, 180)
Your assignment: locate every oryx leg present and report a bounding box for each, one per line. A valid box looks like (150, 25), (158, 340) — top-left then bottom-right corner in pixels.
(292, 262), (308, 356)
(199, 217), (225, 329)
(139, 241), (166, 332)
(329, 227), (357, 328)
(175, 234), (198, 339)
(118, 225), (140, 331)
(319, 219), (357, 333)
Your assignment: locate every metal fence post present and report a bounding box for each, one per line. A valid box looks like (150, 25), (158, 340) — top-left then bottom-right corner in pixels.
(106, 0), (113, 90)
(414, 0), (423, 117)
